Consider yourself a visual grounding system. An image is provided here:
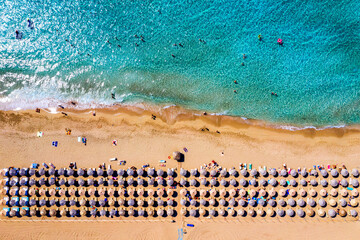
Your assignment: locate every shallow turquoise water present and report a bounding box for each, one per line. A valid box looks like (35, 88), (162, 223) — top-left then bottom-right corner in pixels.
(0, 0), (359, 127)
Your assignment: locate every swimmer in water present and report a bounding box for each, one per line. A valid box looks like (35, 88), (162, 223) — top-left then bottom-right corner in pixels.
(234, 80), (238, 84)
(241, 62), (245, 66)
(234, 90), (237, 93)
(27, 19), (34, 29)
(243, 54), (246, 59)
(135, 43), (139, 47)
(15, 30), (22, 40)
(179, 43), (183, 47)
(171, 54), (175, 58)
(117, 44), (121, 48)
(258, 34), (262, 41)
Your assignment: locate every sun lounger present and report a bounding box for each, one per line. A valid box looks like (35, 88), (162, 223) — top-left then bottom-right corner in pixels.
(109, 158), (117, 162)
(52, 141), (58, 147)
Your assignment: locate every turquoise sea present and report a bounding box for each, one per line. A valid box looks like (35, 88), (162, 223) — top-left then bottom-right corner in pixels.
(0, 0), (359, 127)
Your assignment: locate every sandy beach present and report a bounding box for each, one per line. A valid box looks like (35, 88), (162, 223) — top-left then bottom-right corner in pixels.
(1, 105), (360, 240)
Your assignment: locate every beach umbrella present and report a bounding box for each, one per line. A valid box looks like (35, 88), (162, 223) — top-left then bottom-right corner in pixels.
(199, 208), (206, 216)
(249, 189), (257, 197)
(157, 208), (164, 217)
(79, 198), (86, 206)
(287, 198), (296, 207)
(278, 199), (286, 207)
(9, 188), (17, 196)
(190, 199), (197, 206)
(39, 188), (46, 196)
(29, 169), (36, 176)
(87, 179), (94, 186)
(148, 178), (155, 185)
(350, 199), (358, 207)
(180, 189), (187, 196)
(38, 168), (45, 176)
(340, 179), (348, 187)
(219, 209), (226, 216)
(286, 209), (295, 217)
(180, 199), (187, 206)
(300, 179), (307, 186)
(260, 169), (267, 177)
(351, 179), (359, 188)
(86, 169), (94, 176)
(280, 179), (287, 187)
(219, 199), (226, 206)
(309, 189), (317, 197)
(331, 169), (338, 178)
(67, 169), (74, 177)
(119, 208), (125, 216)
(200, 189), (207, 197)
(135, 168), (143, 177)
(268, 179), (276, 187)
(147, 168), (155, 176)
(127, 199), (135, 206)
(330, 189), (338, 197)
(237, 209), (246, 216)
(290, 179), (297, 187)
(249, 179), (257, 186)
(268, 199), (276, 207)
(200, 178), (207, 186)
(108, 198), (115, 206)
(127, 188), (135, 196)
(19, 168), (27, 176)
(352, 189), (359, 197)
(98, 209), (106, 217)
(39, 208), (46, 216)
(190, 179), (197, 186)
(220, 179), (227, 186)
(190, 189), (197, 197)
(107, 168), (114, 176)
(260, 179), (267, 187)
(76, 179), (84, 187)
(59, 199), (66, 206)
(9, 199), (16, 206)
(338, 209), (346, 217)
(166, 208), (174, 217)
(341, 169), (349, 178)
(29, 209), (36, 216)
(191, 169), (198, 176)
(241, 169), (248, 177)
(29, 178), (36, 186)
(118, 198), (125, 206)
(166, 168), (174, 177)
(297, 199), (306, 208)
(70, 209), (77, 217)
(339, 198), (347, 207)
(48, 178), (55, 185)
(99, 199), (106, 206)
(9, 179), (17, 187)
(240, 179), (247, 187)
(136, 178), (144, 186)
(180, 168), (187, 177)
(352, 169), (359, 177)
(47, 168), (55, 176)
(230, 179), (237, 186)
(98, 178), (104, 185)
(320, 189), (327, 197)
(167, 199), (174, 207)
(38, 178), (45, 186)
(330, 179), (338, 188)
(128, 209), (135, 216)
(318, 199), (326, 207)
(167, 188), (173, 197)
(248, 209), (255, 217)
(210, 179), (217, 186)
(19, 208), (27, 216)
(96, 169), (104, 176)
(57, 178), (65, 186)
(19, 188), (26, 196)
(229, 198), (236, 206)
(249, 199), (256, 207)
(229, 189), (236, 197)
(57, 168), (65, 176)
(257, 209), (265, 217)
(270, 168), (277, 177)
(127, 178), (134, 186)
(19, 199), (27, 206)
(157, 179), (164, 186)
(157, 169), (164, 177)
(180, 178), (187, 186)
(310, 179), (318, 186)
(320, 180), (328, 187)
(118, 179), (124, 186)
(200, 169), (207, 176)
(127, 169), (134, 176)
(68, 178), (75, 186)
(89, 209), (97, 217)
(220, 169), (227, 177)
(87, 188), (95, 196)
(29, 198), (36, 206)
(77, 168), (84, 176)
(229, 169), (238, 177)
(115, 169), (124, 176)
(350, 210), (358, 217)
(238, 199), (246, 207)
(157, 188), (164, 197)
(19, 178), (27, 186)
(299, 189), (307, 197)
(280, 169), (287, 177)
(250, 169), (258, 177)
(209, 209), (215, 216)
(328, 209), (336, 218)
(258, 199), (266, 206)
(290, 169), (298, 177)
(209, 199), (216, 206)
(267, 208), (275, 217)
(310, 169), (318, 177)
(320, 169), (328, 177)
(297, 209), (305, 218)
(307, 209), (315, 217)
(279, 189), (286, 197)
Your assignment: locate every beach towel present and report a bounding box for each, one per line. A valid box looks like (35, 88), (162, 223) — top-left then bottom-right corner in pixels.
(52, 141), (58, 147)
(37, 131), (43, 137)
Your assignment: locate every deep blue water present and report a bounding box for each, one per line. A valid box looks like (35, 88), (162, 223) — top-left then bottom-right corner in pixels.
(0, 0), (359, 127)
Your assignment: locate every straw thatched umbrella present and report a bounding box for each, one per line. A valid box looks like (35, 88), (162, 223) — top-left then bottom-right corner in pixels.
(339, 209), (347, 217)
(319, 189), (327, 197)
(239, 189), (247, 197)
(330, 188), (338, 197)
(350, 199), (358, 207)
(318, 199), (326, 207)
(48, 188), (56, 196)
(108, 198), (115, 206)
(180, 208), (187, 216)
(219, 189), (226, 197)
(210, 169), (217, 177)
(257, 209), (265, 217)
(286, 209), (295, 217)
(241, 169), (248, 177)
(352, 169), (359, 177)
(137, 199), (144, 207)
(229, 189), (236, 197)
(137, 188), (144, 196)
(350, 210), (358, 217)
(306, 208), (314, 217)
(157, 169), (164, 177)
(269, 188), (276, 197)
(148, 189), (155, 197)
(300, 179), (307, 186)
(248, 209), (255, 217)
(87, 188), (95, 196)
(20, 208), (27, 216)
(260, 179), (267, 187)
(299, 189), (306, 197)
(219, 208), (226, 216)
(180, 168), (187, 177)
(266, 208), (274, 217)
(167, 168), (174, 177)
(307, 198), (316, 207)
(249, 189), (257, 197)
(329, 198), (336, 207)
(278, 199), (286, 207)
(157, 208), (164, 217)
(198, 208), (206, 216)
(119, 208), (125, 216)
(340, 189), (348, 197)
(279, 189), (286, 197)
(9, 188), (17, 196)
(236, 209), (244, 217)
(68, 188), (75, 196)
(39, 188), (46, 196)
(289, 189), (296, 197)
(157, 188), (164, 197)
(352, 189), (359, 197)
(309, 189), (317, 197)
(39, 208), (46, 216)
(79, 198), (86, 206)
(118, 198), (125, 206)
(167, 208), (174, 217)
(80, 209), (87, 217)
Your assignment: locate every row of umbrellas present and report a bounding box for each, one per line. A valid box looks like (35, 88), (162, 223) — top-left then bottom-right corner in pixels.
(1, 168), (176, 178)
(180, 168), (359, 178)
